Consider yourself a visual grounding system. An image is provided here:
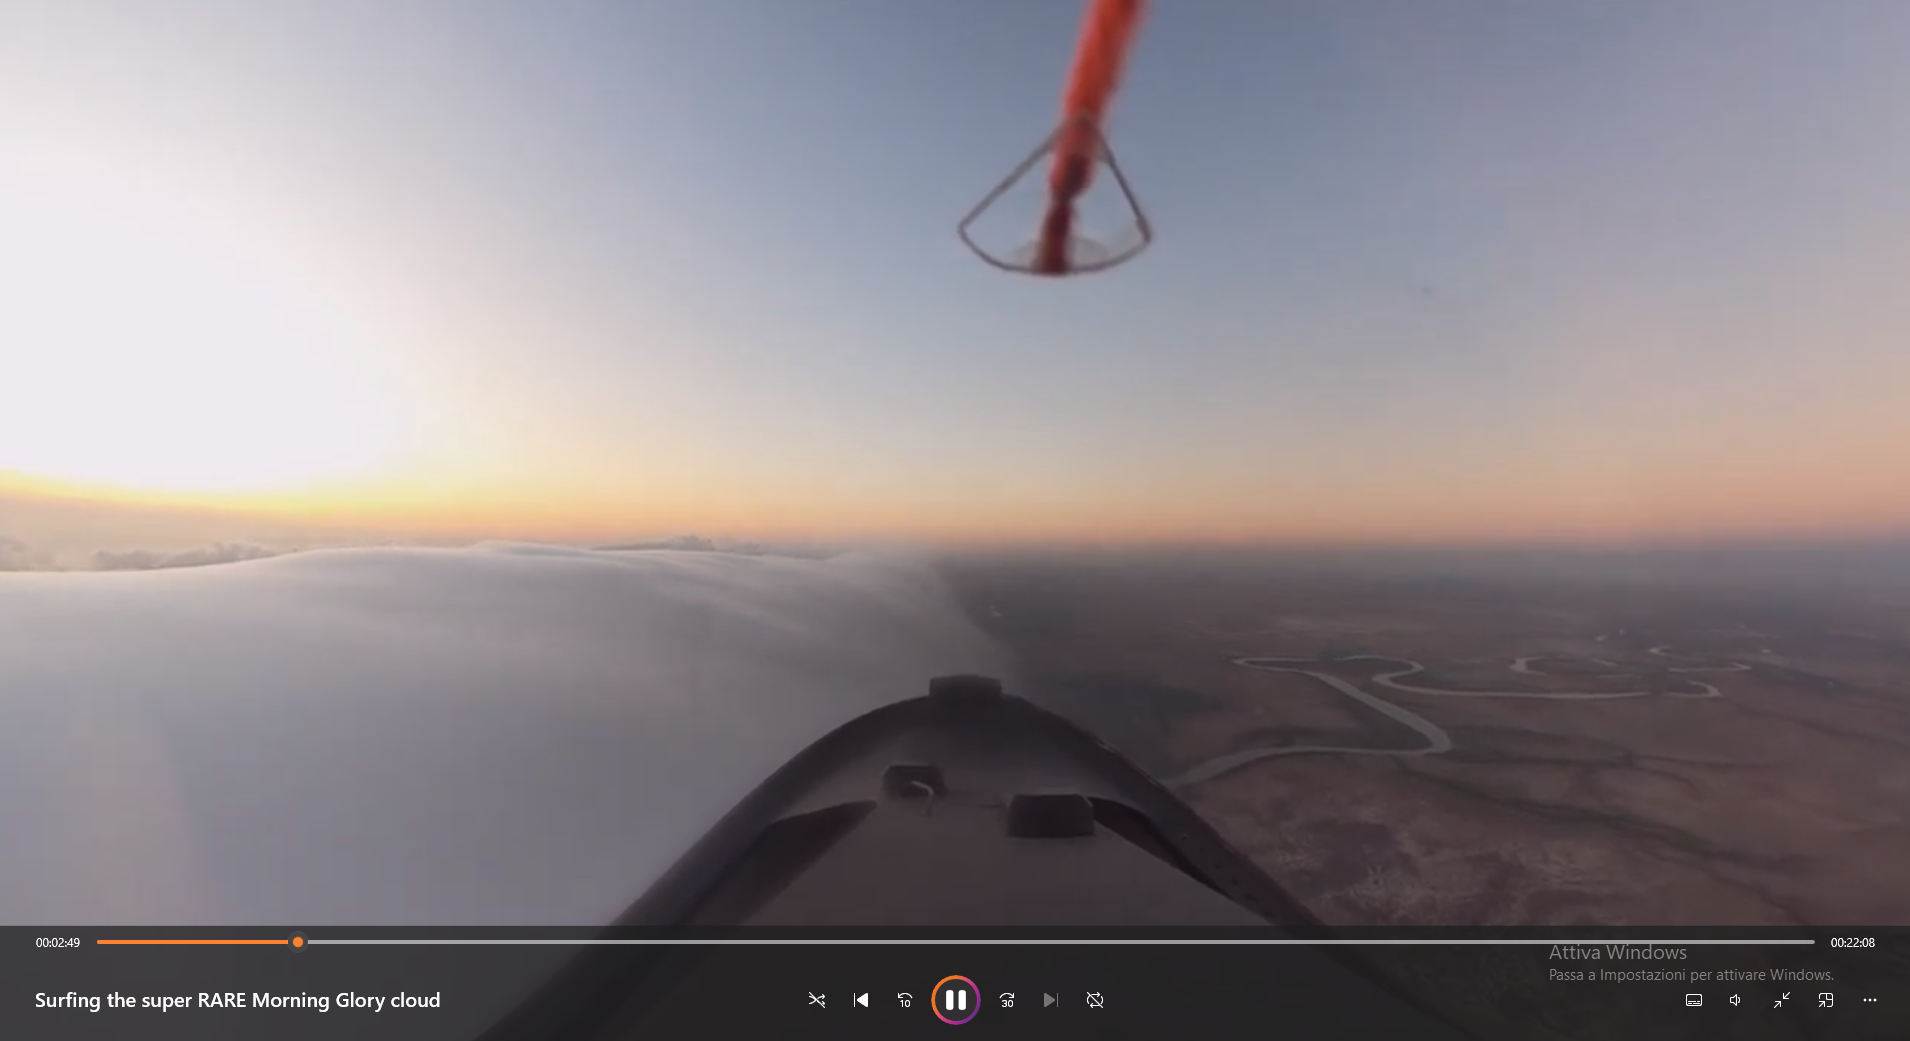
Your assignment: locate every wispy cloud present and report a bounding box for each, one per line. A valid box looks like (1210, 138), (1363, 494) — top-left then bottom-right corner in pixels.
(90, 542), (281, 571)
(0, 535), (54, 571)
(0, 535), (284, 571)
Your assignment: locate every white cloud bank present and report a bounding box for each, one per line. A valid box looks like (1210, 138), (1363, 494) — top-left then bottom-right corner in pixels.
(0, 543), (1009, 925)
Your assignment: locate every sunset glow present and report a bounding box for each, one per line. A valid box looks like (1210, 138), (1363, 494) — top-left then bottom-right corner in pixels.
(3, 1), (1908, 551)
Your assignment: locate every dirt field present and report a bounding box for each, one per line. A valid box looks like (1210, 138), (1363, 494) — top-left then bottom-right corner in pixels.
(940, 551), (1910, 927)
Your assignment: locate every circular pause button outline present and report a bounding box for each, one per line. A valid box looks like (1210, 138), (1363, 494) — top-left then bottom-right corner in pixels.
(932, 975), (979, 1025)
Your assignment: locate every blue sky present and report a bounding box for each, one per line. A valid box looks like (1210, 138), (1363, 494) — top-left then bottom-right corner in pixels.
(3, 1), (1908, 544)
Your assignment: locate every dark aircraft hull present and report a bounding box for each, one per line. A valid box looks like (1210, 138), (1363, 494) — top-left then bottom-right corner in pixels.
(478, 675), (1476, 1038)
(620, 673), (1324, 930)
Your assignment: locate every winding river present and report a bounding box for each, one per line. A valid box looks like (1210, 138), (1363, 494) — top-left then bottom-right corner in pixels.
(1171, 638), (1745, 787)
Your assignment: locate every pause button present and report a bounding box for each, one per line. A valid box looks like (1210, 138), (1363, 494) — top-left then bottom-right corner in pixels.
(932, 976), (980, 1025)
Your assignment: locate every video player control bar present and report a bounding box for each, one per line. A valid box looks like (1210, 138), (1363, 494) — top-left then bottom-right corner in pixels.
(812, 978), (1109, 1023)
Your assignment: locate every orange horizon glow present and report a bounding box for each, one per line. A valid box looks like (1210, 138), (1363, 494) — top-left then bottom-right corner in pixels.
(9, 460), (1909, 551)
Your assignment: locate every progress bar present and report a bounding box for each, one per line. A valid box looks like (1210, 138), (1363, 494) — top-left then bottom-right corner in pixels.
(302, 938), (1817, 947)
(98, 936), (308, 948)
